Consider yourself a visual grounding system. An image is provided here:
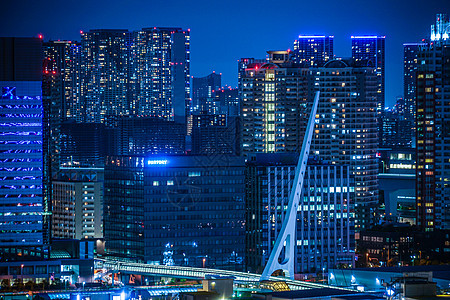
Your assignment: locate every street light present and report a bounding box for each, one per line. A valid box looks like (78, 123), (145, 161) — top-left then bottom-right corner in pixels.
(322, 267), (325, 284)
(202, 258), (206, 268)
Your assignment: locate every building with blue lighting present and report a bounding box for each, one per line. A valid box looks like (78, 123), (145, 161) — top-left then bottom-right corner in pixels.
(351, 35), (385, 115)
(0, 37), (50, 261)
(292, 35), (334, 66)
(0, 88), (45, 259)
(403, 42), (427, 122)
(104, 155), (246, 270)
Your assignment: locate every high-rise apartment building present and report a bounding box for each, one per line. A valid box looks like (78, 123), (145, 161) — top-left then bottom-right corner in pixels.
(81, 29), (132, 124)
(416, 14), (450, 231)
(191, 114), (241, 155)
(132, 27), (190, 123)
(42, 41), (83, 219)
(293, 35), (334, 66)
(310, 59), (378, 230)
(240, 51), (309, 154)
(351, 36), (385, 114)
(245, 154), (355, 273)
(192, 72), (221, 114)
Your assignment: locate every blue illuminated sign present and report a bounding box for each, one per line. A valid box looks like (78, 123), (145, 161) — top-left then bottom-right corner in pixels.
(147, 159), (168, 165)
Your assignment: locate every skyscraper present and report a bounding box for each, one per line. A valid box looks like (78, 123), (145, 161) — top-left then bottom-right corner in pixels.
(240, 51), (309, 154)
(292, 35), (334, 66)
(132, 27), (190, 123)
(0, 37), (47, 260)
(81, 29), (132, 124)
(416, 14), (450, 231)
(52, 167), (104, 240)
(42, 41), (82, 220)
(310, 59), (379, 230)
(351, 36), (385, 114)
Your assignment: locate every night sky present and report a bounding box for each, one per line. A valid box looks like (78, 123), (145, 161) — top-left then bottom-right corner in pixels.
(2, 0), (449, 107)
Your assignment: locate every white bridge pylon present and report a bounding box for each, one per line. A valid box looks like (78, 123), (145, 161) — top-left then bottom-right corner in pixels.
(260, 91), (320, 281)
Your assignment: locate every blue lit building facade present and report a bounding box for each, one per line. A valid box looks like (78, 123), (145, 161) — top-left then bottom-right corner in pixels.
(293, 35), (334, 66)
(404, 43), (427, 121)
(0, 87), (45, 258)
(104, 155), (246, 270)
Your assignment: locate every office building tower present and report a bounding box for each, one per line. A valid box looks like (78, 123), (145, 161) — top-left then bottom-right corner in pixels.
(191, 114), (241, 155)
(416, 14), (450, 231)
(0, 37), (51, 260)
(109, 117), (186, 156)
(293, 35), (334, 66)
(81, 29), (132, 124)
(240, 51), (309, 154)
(132, 27), (190, 123)
(404, 43), (427, 120)
(42, 41), (83, 219)
(245, 154), (355, 273)
(52, 167), (104, 239)
(310, 59), (378, 231)
(351, 36), (385, 114)
(104, 155), (245, 270)
(192, 72), (221, 114)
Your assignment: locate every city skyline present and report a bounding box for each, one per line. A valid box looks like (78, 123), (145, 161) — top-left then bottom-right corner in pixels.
(1, 0), (449, 107)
